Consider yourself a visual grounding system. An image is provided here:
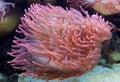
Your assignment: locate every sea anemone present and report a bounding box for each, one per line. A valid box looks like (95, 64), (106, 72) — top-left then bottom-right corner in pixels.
(8, 4), (112, 80)
(67, 0), (120, 15)
(0, 0), (15, 21)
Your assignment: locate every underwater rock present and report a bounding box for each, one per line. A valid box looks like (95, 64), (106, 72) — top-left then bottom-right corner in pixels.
(0, 73), (7, 82)
(26, 0), (57, 5)
(78, 64), (120, 82)
(18, 64), (120, 82)
(26, 0), (41, 4)
(109, 51), (120, 63)
(18, 76), (78, 82)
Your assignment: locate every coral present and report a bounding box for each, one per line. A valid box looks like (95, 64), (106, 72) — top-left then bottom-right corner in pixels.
(67, 0), (120, 15)
(0, 0), (15, 21)
(0, 9), (21, 37)
(8, 4), (112, 80)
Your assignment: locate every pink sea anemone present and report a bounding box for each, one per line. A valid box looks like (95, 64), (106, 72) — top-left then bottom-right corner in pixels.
(8, 4), (112, 80)
(0, 0), (15, 21)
